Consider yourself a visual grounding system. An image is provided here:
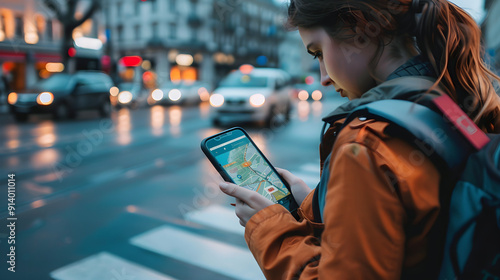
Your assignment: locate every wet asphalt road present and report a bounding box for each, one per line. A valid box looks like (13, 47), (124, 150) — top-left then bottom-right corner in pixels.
(0, 96), (346, 280)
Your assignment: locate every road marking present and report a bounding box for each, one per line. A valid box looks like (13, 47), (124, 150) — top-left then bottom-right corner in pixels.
(300, 163), (320, 174)
(185, 204), (245, 235)
(50, 251), (176, 280)
(290, 162), (320, 189)
(130, 225), (264, 280)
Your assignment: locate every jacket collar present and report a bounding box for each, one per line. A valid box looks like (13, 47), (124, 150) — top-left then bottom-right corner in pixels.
(322, 55), (438, 124)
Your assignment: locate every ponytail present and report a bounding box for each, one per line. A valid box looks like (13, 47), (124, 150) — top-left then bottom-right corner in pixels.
(415, 0), (500, 132)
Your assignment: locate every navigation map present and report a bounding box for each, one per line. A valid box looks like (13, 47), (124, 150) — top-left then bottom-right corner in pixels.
(215, 141), (290, 203)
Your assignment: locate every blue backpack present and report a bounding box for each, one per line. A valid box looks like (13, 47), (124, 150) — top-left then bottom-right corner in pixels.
(340, 94), (500, 279)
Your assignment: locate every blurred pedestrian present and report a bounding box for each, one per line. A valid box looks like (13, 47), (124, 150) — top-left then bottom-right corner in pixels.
(218, 0), (500, 279)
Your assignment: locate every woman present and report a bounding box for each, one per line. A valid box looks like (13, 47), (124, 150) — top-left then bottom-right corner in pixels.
(219, 0), (500, 279)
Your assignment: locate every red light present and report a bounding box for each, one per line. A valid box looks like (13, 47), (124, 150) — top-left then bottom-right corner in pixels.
(142, 71), (154, 82)
(68, 47), (77, 57)
(305, 76), (315, 85)
(120, 56), (143, 67)
(239, 64), (254, 74)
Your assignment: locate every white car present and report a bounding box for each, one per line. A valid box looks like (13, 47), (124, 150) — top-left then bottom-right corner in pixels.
(210, 67), (293, 126)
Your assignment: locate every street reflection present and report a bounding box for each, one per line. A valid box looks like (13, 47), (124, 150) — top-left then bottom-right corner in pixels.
(297, 101), (310, 121)
(150, 105), (165, 136)
(169, 106), (182, 136)
(116, 108), (132, 145)
(35, 121), (57, 148)
(5, 124), (20, 150)
(7, 156), (19, 167)
(312, 101), (323, 117)
(31, 148), (60, 169)
(199, 102), (210, 118)
(31, 199), (47, 209)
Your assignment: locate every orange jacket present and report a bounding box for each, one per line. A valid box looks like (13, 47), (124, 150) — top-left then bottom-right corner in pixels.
(245, 116), (442, 279)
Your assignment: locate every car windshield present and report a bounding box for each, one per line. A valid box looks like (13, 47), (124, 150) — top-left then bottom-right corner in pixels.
(219, 73), (268, 88)
(35, 74), (72, 91)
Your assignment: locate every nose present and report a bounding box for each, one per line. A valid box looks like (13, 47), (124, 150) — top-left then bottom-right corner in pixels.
(320, 75), (333, 87)
(319, 63), (333, 87)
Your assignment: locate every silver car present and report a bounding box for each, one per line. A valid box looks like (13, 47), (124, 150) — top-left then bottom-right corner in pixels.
(210, 67), (293, 126)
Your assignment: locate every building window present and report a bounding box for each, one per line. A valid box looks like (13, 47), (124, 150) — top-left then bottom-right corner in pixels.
(15, 15), (23, 38)
(136, 1), (141, 15)
(46, 19), (53, 41)
(135, 25), (140, 40)
(151, 0), (158, 13)
(117, 25), (123, 41)
(169, 23), (176, 39)
(169, 0), (176, 12)
(116, 3), (122, 17)
(152, 22), (158, 38)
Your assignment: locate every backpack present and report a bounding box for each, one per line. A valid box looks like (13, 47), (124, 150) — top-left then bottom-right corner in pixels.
(336, 88), (500, 279)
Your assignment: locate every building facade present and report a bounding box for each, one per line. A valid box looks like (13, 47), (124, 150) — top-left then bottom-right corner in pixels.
(107, 0), (288, 88)
(483, 0), (500, 74)
(0, 0), (105, 92)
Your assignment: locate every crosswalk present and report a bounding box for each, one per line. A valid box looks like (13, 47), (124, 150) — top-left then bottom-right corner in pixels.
(49, 163), (320, 280)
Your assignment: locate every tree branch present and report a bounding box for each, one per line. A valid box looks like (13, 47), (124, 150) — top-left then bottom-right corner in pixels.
(72, 0), (101, 29)
(43, 0), (64, 21)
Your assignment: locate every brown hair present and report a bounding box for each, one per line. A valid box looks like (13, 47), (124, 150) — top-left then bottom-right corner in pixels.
(287, 0), (500, 132)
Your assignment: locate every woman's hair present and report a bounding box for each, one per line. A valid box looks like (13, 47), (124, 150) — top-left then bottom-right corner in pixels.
(287, 0), (500, 132)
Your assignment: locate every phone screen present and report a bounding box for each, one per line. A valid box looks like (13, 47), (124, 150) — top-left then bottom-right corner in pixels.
(204, 128), (295, 210)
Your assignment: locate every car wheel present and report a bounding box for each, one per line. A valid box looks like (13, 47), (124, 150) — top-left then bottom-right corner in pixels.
(266, 106), (286, 128)
(14, 113), (29, 122)
(54, 102), (75, 120)
(99, 99), (112, 117)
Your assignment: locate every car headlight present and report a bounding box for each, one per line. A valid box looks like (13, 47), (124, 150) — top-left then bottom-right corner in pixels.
(298, 90), (309, 101)
(37, 92), (54, 105)
(7, 92), (17, 105)
(311, 90), (322, 101)
(249, 94), (266, 107)
(151, 89), (164, 101)
(110, 86), (119, 96)
(209, 94), (224, 107)
(168, 89), (182, 101)
(118, 91), (133, 104)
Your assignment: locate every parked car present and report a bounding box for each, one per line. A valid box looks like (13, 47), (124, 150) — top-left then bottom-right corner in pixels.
(210, 66), (293, 126)
(149, 81), (211, 106)
(113, 82), (146, 109)
(8, 71), (114, 122)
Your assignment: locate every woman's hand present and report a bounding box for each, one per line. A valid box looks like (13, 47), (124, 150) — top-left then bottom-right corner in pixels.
(219, 182), (274, 227)
(276, 167), (312, 206)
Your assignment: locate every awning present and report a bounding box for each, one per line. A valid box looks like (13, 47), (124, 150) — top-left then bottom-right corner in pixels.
(0, 50), (26, 62)
(35, 53), (62, 62)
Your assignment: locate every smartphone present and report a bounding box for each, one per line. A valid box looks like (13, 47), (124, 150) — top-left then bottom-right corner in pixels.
(201, 127), (298, 214)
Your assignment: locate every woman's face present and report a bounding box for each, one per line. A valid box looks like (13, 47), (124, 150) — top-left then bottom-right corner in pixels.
(298, 27), (379, 100)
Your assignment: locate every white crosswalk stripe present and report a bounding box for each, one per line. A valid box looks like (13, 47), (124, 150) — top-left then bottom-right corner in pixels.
(50, 252), (177, 280)
(130, 225), (265, 280)
(184, 204), (245, 235)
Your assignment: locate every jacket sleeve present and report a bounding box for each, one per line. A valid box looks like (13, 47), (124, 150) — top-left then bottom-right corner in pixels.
(244, 137), (439, 279)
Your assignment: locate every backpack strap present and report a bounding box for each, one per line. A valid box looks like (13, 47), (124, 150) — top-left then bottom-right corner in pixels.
(343, 99), (472, 172)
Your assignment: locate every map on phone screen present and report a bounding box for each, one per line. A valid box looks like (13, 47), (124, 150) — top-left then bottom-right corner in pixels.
(215, 137), (290, 203)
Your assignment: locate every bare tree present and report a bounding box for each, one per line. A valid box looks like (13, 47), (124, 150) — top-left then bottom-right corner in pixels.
(43, 0), (100, 72)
